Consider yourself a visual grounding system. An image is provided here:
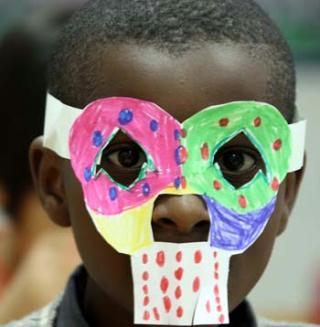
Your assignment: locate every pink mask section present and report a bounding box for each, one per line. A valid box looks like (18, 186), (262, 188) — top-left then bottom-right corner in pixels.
(131, 242), (230, 325)
(69, 97), (182, 215)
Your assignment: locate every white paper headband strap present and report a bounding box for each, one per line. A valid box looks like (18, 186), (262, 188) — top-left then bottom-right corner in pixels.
(43, 94), (306, 172)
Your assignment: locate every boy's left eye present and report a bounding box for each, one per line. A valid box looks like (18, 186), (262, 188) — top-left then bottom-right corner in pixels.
(218, 150), (256, 173)
(214, 147), (264, 188)
(106, 145), (146, 169)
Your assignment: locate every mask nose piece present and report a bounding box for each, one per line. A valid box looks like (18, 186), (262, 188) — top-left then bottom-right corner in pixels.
(152, 194), (210, 242)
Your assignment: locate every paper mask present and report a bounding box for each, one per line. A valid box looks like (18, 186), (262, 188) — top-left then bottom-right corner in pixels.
(44, 94), (306, 325)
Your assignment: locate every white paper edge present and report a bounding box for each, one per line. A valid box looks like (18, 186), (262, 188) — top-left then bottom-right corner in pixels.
(43, 93), (81, 159)
(43, 94), (307, 171)
(288, 120), (306, 172)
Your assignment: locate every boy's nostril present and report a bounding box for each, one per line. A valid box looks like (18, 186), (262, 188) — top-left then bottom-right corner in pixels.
(193, 220), (210, 232)
(156, 217), (177, 228)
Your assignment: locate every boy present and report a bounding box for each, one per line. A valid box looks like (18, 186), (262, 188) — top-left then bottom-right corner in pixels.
(4, 0), (313, 326)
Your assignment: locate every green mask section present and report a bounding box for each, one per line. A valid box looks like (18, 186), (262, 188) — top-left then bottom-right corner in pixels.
(182, 101), (291, 213)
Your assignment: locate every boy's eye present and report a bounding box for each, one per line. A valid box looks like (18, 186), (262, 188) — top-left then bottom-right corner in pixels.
(96, 139), (148, 187)
(106, 145), (146, 169)
(218, 150), (256, 173)
(214, 146), (265, 189)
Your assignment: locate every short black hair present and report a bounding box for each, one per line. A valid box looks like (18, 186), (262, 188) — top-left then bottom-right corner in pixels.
(48, 0), (296, 122)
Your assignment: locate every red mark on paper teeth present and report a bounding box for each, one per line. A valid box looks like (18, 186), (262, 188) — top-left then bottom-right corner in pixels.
(213, 180), (222, 191)
(273, 139), (282, 151)
(142, 253), (148, 264)
(206, 300), (211, 313)
(238, 195), (247, 208)
(176, 306), (184, 318)
(174, 267), (184, 280)
(219, 118), (229, 127)
(214, 272), (219, 280)
(254, 117), (262, 127)
(163, 296), (172, 313)
(142, 271), (149, 281)
(215, 296), (221, 304)
(142, 285), (149, 295)
(271, 177), (280, 191)
(214, 262), (219, 271)
(194, 250), (202, 263)
(213, 251), (218, 258)
(143, 311), (150, 321)
(176, 251), (182, 262)
(160, 276), (169, 293)
(217, 305), (222, 312)
(143, 296), (150, 306)
(175, 286), (182, 299)
(193, 276), (200, 292)
(153, 307), (160, 321)
(201, 143), (209, 160)
(214, 284), (220, 296)
(156, 251), (165, 267)
(219, 314), (225, 324)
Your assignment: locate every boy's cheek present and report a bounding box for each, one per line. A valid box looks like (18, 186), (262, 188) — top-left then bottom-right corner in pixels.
(63, 161), (134, 308)
(227, 188), (286, 311)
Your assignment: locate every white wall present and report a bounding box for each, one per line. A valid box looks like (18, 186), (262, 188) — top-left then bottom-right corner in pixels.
(249, 65), (320, 320)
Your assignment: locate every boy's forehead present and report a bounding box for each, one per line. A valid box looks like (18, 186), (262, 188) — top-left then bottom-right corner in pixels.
(87, 42), (269, 121)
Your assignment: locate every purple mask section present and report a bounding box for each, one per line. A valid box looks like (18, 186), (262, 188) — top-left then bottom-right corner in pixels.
(204, 196), (277, 252)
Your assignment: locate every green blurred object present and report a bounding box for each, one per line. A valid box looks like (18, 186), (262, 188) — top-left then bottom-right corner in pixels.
(257, 0), (320, 62)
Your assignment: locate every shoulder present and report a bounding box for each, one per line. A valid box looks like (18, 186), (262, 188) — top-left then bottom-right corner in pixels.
(1, 295), (62, 327)
(258, 318), (320, 327)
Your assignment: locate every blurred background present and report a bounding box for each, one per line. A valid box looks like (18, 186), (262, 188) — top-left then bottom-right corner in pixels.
(0, 0), (319, 324)
(250, 0), (320, 324)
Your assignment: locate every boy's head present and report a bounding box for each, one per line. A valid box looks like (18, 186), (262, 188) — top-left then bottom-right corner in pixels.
(31, 0), (303, 325)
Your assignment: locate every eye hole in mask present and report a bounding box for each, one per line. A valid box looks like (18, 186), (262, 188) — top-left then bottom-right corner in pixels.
(93, 130), (154, 188)
(213, 132), (266, 189)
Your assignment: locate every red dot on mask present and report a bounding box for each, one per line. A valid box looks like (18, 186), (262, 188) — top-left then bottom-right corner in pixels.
(174, 267), (184, 281)
(206, 300), (211, 313)
(142, 271), (149, 281)
(214, 284), (220, 296)
(176, 251), (182, 262)
(160, 276), (169, 293)
(153, 307), (160, 321)
(254, 117), (262, 127)
(163, 296), (172, 313)
(214, 262), (219, 271)
(142, 254), (148, 264)
(156, 251), (165, 267)
(273, 139), (282, 151)
(213, 180), (222, 191)
(219, 314), (225, 324)
(142, 285), (149, 294)
(175, 286), (182, 299)
(271, 177), (280, 191)
(193, 276), (200, 292)
(176, 306), (184, 318)
(181, 176), (187, 189)
(194, 250), (202, 263)
(219, 118), (229, 127)
(238, 195), (247, 208)
(213, 251), (218, 258)
(180, 129), (187, 138)
(214, 272), (219, 280)
(217, 305), (222, 312)
(143, 311), (150, 321)
(216, 296), (221, 304)
(143, 296), (150, 306)
(201, 143), (209, 160)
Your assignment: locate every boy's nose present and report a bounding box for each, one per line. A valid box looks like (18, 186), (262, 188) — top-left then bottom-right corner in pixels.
(152, 195), (210, 242)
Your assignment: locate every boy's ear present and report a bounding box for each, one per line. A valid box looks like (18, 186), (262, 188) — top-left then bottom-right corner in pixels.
(277, 155), (306, 236)
(29, 137), (71, 227)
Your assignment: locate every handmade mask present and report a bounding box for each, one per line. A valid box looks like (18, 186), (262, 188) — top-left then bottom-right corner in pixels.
(44, 94), (306, 325)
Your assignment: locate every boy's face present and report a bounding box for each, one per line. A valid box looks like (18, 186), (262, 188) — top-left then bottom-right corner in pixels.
(32, 42), (302, 326)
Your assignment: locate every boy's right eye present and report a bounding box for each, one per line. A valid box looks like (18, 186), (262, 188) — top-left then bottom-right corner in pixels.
(97, 142), (147, 187)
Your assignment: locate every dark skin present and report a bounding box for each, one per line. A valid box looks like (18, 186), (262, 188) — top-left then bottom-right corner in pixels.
(30, 43), (304, 327)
